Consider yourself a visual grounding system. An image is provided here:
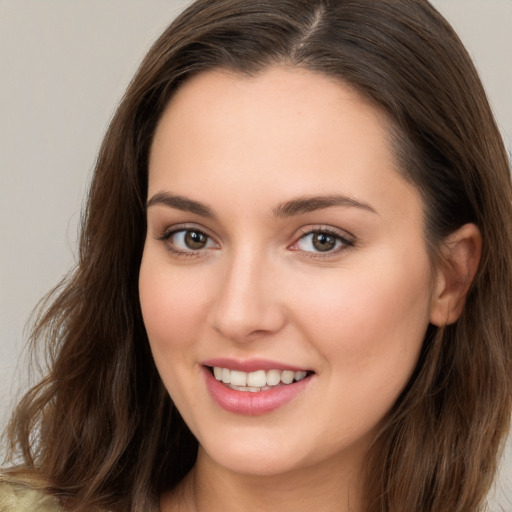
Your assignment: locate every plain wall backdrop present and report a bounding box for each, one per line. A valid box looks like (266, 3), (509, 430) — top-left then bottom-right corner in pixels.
(1, 0), (511, 508)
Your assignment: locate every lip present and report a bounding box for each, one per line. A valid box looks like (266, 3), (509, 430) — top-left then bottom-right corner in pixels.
(202, 357), (310, 373)
(202, 365), (313, 416)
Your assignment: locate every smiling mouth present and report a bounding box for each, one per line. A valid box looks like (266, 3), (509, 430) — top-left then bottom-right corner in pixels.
(208, 366), (314, 392)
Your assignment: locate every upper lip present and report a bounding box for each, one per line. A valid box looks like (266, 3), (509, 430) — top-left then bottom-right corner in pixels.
(202, 357), (312, 373)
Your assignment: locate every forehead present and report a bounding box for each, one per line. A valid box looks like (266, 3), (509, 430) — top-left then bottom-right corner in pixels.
(152, 66), (392, 152)
(148, 66), (421, 222)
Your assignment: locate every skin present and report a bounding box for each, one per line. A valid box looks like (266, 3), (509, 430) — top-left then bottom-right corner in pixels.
(139, 66), (481, 512)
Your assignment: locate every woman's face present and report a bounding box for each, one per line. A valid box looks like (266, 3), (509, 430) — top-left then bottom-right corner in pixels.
(139, 67), (438, 477)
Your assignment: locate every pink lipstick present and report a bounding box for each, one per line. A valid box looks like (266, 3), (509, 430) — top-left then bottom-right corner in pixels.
(201, 361), (314, 416)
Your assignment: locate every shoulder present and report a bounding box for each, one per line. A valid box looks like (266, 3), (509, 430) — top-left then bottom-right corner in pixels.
(0, 481), (63, 512)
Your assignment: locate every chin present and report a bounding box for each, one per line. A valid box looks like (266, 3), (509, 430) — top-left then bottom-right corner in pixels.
(197, 430), (311, 477)
(210, 451), (302, 477)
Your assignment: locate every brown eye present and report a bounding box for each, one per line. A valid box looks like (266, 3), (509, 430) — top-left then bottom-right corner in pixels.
(184, 230), (208, 250)
(293, 229), (352, 255)
(160, 228), (217, 254)
(312, 233), (337, 252)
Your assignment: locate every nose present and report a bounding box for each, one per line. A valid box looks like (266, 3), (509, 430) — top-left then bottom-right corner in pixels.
(209, 247), (287, 343)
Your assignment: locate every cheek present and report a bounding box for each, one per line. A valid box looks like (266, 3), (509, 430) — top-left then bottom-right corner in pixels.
(139, 252), (213, 419)
(291, 248), (433, 381)
(139, 253), (211, 353)
(289, 252), (433, 444)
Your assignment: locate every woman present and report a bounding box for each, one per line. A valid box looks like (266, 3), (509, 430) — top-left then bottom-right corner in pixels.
(1, 0), (511, 511)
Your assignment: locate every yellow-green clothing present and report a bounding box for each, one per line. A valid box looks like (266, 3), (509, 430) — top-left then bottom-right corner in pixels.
(0, 481), (63, 512)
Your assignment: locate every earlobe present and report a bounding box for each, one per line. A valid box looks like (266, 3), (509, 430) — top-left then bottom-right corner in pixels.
(429, 223), (482, 326)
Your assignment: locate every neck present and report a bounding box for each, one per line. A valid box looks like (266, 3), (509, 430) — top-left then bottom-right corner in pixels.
(162, 447), (366, 512)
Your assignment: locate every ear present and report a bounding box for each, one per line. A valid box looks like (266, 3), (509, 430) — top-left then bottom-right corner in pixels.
(429, 223), (482, 326)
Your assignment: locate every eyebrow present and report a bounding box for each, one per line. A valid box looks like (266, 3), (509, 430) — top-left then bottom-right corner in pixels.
(272, 195), (377, 218)
(146, 191), (377, 218)
(147, 192), (215, 217)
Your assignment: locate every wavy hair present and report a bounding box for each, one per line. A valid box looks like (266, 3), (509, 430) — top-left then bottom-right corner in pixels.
(3, 1), (512, 511)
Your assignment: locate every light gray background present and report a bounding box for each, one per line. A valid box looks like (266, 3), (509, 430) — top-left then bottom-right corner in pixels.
(1, 0), (511, 508)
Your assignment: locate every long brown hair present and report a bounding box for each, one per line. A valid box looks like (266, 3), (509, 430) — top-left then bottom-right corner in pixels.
(3, 1), (512, 511)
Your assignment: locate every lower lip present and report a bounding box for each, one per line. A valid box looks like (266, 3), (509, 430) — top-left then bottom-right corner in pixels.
(203, 367), (312, 416)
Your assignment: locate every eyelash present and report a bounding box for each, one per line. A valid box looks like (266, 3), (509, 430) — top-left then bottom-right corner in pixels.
(156, 226), (354, 258)
(291, 227), (354, 258)
(156, 226), (218, 258)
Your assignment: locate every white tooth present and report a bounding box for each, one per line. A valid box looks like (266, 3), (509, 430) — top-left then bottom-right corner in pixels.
(247, 370), (266, 388)
(230, 370), (247, 387)
(221, 368), (231, 384)
(228, 384), (261, 392)
(266, 369), (281, 386)
(281, 370), (294, 384)
(294, 371), (307, 381)
(213, 367), (223, 380)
